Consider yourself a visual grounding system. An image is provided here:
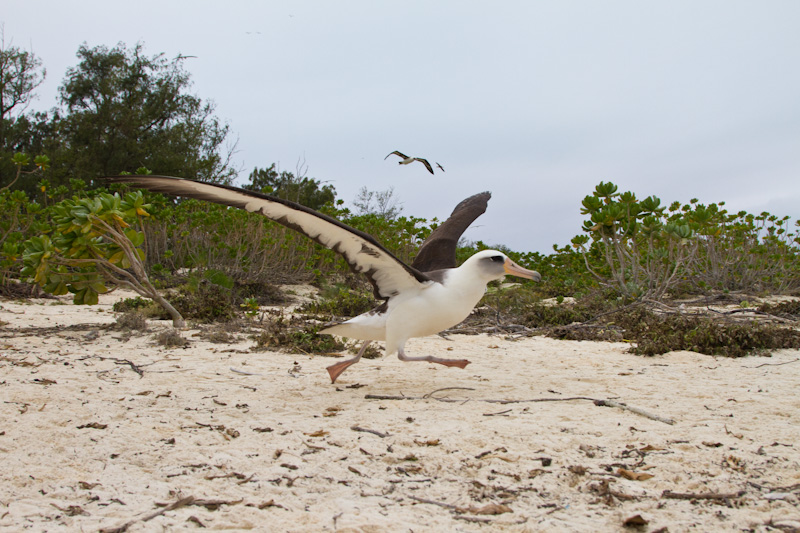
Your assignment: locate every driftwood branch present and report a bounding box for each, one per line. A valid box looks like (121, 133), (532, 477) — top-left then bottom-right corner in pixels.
(100, 496), (195, 533)
(752, 357), (799, 369)
(365, 392), (675, 425)
(593, 399), (675, 425)
(351, 425), (390, 438)
(662, 490), (746, 500)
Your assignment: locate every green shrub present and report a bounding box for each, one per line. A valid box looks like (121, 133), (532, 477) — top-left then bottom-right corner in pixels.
(251, 312), (345, 354)
(549, 305), (800, 357)
(113, 296), (151, 312)
(115, 311), (148, 331)
(298, 284), (377, 317)
(21, 189), (185, 327)
(155, 329), (188, 348)
(170, 282), (237, 322)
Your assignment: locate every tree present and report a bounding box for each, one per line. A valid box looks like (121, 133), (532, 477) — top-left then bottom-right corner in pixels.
(0, 31), (46, 186)
(244, 163), (336, 210)
(352, 186), (403, 220)
(52, 42), (236, 185)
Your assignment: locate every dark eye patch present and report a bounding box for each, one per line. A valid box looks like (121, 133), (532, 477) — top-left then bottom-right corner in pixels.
(490, 255), (504, 263)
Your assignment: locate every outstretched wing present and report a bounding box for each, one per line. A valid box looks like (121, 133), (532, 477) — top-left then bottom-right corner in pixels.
(411, 191), (491, 272)
(415, 158), (435, 175)
(384, 151), (408, 160)
(104, 175), (431, 299)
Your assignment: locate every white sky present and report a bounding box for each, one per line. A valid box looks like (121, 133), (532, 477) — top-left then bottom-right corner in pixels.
(4, 1), (800, 253)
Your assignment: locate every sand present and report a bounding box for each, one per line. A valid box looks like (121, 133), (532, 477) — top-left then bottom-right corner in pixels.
(1, 290), (799, 532)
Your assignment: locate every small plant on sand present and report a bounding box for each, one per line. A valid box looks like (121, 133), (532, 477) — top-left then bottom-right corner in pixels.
(115, 311), (148, 331)
(155, 329), (188, 347)
(240, 297), (260, 318)
(252, 310), (346, 354)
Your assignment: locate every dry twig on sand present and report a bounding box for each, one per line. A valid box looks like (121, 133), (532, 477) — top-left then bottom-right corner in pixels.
(365, 390), (675, 425)
(99, 496), (196, 533)
(662, 490), (746, 500)
(351, 425), (391, 438)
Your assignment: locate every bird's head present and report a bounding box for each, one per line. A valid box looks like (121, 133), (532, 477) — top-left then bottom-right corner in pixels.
(464, 250), (542, 282)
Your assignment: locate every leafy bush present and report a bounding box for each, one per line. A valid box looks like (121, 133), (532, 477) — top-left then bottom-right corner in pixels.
(298, 284), (377, 317)
(251, 311), (345, 354)
(115, 311), (148, 331)
(684, 202), (800, 294)
(757, 300), (800, 321)
(0, 155), (49, 289)
(549, 305), (800, 357)
(571, 182), (800, 300)
(169, 282), (237, 322)
(113, 296), (151, 312)
(572, 181), (695, 300)
(21, 189), (186, 327)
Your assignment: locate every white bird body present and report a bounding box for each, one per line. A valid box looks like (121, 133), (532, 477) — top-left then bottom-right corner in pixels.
(321, 254), (494, 353)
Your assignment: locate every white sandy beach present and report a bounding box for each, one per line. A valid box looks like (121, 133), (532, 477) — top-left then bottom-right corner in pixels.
(1, 290), (799, 532)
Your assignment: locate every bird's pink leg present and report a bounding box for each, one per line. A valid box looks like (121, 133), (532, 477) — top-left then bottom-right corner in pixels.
(397, 347), (470, 369)
(326, 341), (371, 383)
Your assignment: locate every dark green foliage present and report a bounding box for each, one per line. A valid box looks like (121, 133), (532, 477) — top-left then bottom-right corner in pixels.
(574, 182), (695, 300)
(622, 308), (800, 357)
(346, 213), (431, 266)
(142, 196), (333, 284)
(518, 301), (592, 328)
(235, 280), (288, 306)
(170, 282), (237, 322)
(244, 164), (335, 210)
(298, 284), (377, 317)
(0, 187), (46, 285)
(51, 43), (235, 185)
(0, 39), (46, 188)
(112, 296), (151, 313)
(757, 300), (800, 321)
(549, 305), (800, 357)
(573, 182), (800, 299)
(252, 311), (345, 354)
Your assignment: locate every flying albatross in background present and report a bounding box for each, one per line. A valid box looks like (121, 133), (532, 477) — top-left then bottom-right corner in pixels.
(103, 175), (541, 383)
(384, 151), (435, 175)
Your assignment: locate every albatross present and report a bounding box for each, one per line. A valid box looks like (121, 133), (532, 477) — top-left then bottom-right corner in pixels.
(384, 151), (435, 175)
(103, 175), (541, 383)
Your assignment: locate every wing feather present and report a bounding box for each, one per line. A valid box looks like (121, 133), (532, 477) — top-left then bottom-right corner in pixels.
(411, 191), (491, 271)
(104, 175), (430, 299)
(415, 158), (435, 175)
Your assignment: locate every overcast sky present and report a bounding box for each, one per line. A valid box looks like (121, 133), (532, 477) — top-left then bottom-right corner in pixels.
(4, 1), (800, 253)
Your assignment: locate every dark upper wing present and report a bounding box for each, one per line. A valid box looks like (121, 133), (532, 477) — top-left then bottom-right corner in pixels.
(415, 158), (435, 175)
(411, 191), (491, 272)
(104, 175), (431, 299)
